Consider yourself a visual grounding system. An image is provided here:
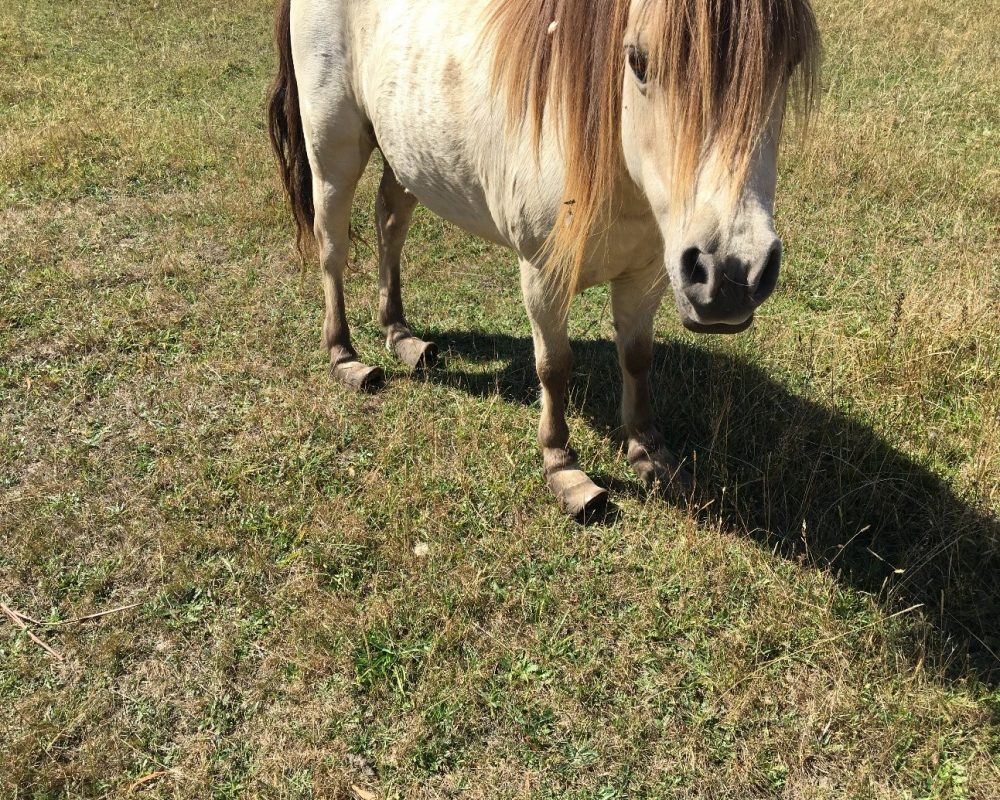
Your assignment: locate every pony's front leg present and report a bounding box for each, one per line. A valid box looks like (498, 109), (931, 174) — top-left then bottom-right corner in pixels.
(611, 271), (694, 494)
(521, 261), (609, 520)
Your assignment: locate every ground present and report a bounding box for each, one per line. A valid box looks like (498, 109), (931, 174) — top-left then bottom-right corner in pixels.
(1, 0), (998, 798)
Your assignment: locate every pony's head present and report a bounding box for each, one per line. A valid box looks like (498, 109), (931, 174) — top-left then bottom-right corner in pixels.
(621, 0), (818, 331)
(488, 0), (819, 331)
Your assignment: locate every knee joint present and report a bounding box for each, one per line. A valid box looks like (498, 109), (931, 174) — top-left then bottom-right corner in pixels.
(536, 355), (571, 388)
(622, 338), (653, 378)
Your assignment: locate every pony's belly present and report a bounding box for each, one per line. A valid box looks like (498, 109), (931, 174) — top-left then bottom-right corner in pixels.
(386, 157), (509, 248)
(362, 0), (515, 249)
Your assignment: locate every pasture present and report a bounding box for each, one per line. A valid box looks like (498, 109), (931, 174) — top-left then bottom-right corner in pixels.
(1, 0), (998, 797)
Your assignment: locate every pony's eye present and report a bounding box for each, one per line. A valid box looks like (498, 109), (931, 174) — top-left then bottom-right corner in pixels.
(628, 46), (648, 84)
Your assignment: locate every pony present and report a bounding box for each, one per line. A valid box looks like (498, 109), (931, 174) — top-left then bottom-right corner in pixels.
(268, 0), (819, 518)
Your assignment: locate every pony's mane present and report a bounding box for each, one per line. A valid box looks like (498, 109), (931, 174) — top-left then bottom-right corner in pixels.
(485, 0), (819, 296)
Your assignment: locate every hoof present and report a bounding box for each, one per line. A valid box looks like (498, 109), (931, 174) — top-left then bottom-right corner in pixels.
(332, 360), (384, 393)
(391, 336), (439, 370)
(628, 443), (695, 495)
(547, 468), (610, 522)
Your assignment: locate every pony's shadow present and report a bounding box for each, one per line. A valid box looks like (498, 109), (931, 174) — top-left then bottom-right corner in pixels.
(425, 328), (1000, 685)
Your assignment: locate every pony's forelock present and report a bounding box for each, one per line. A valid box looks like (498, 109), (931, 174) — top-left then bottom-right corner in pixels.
(485, 0), (819, 299)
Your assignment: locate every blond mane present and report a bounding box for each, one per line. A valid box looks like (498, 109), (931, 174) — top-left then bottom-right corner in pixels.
(486, 0), (819, 296)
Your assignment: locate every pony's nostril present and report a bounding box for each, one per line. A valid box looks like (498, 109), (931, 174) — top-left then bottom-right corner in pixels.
(753, 242), (782, 301)
(681, 246), (709, 286)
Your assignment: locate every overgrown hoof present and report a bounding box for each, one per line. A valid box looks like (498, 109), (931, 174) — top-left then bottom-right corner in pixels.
(332, 360), (385, 393)
(391, 336), (439, 371)
(547, 468), (610, 523)
(628, 443), (695, 496)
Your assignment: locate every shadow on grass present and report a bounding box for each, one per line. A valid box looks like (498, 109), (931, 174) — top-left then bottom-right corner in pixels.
(426, 328), (1000, 686)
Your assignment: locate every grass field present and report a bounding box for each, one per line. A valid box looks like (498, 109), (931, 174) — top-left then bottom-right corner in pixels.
(1, 0), (998, 797)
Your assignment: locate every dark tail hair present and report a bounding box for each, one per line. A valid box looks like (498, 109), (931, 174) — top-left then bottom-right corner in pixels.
(267, 0), (314, 257)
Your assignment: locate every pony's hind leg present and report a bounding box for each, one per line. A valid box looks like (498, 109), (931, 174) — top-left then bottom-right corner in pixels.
(376, 161), (438, 369)
(521, 261), (609, 521)
(611, 270), (694, 494)
(314, 137), (380, 391)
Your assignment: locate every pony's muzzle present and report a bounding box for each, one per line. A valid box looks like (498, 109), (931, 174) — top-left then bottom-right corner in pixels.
(674, 238), (782, 334)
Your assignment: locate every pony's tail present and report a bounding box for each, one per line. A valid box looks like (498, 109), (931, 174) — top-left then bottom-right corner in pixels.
(267, 0), (314, 258)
